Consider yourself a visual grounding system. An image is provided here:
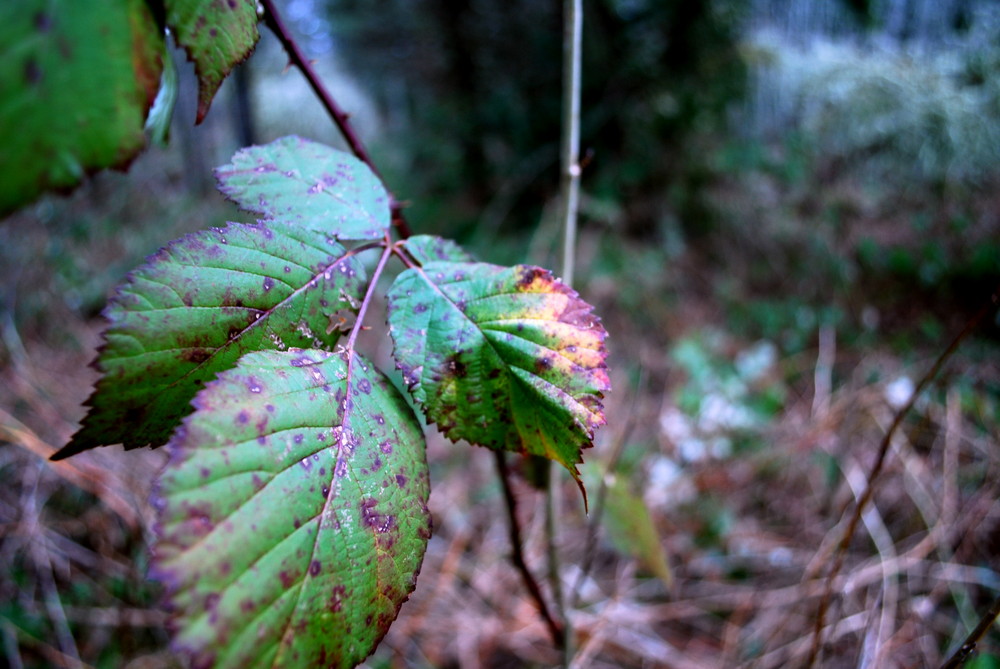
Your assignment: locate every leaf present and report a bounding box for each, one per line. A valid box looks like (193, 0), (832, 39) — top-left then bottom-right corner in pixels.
(53, 221), (367, 459)
(401, 235), (475, 264)
(165, 0), (260, 123)
(386, 262), (609, 486)
(215, 136), (391, 241)
(601, 473), (673, 589)
(0, 0), (164, 216)
(145, 39), (179, 147)
(152, 349), (431, 669)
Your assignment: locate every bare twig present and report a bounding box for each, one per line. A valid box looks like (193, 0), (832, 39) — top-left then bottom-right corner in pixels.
(494, 451), (566, 649)
(805, 286), (1000, 667)
(259, 0), (412, 238)
(939, 593), (1000, 669)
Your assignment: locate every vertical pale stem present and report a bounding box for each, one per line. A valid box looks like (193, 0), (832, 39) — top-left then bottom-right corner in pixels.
(559, 0), (583, 288)
(549, 0), (583, 665)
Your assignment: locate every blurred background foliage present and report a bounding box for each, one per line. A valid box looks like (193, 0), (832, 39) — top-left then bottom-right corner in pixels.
(3, 0), (1000, 666)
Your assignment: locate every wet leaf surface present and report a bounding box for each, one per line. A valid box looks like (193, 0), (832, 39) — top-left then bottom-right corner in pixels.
(153, 349), (431, 669)
(386, 261), (610, 486)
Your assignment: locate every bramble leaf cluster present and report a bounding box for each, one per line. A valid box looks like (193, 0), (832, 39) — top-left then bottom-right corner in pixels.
(54, 137), (608, 667)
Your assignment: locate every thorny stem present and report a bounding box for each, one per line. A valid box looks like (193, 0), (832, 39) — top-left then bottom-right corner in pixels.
(259, 0), (412, 239)
(805, 286), (1000, 667)
(939, 593), (1000, 669)
(494, 451), (566, 649)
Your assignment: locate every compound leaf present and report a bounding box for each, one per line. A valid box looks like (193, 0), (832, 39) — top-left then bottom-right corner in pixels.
(216, 136), (391, 241)
(386, 262), (610, 486)
(0, 0), (164, 216)
(153, 349), (430, 669)
(53, 221), (367, 459)
(165, 0), (260, 123)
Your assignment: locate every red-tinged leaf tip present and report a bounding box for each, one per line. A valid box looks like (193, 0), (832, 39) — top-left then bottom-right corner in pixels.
(386, 261), (610, 496)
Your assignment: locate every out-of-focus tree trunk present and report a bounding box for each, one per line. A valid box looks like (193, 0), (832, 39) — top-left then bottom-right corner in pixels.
(232, 63), (256, 148)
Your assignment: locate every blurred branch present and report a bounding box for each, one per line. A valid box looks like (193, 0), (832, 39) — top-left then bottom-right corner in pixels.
(806, 286), (1000, 667)
(493, 451), (566, 649)
(559, 0), (583, 288)
(258, 0), (412, 238)
(550, 1), (584, 662)
(939, 593), (1000, 669)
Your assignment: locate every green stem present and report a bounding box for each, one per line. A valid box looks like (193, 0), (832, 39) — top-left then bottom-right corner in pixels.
(559, 0), (583, 288)
(549, 1), (584, 665)
(344, 237), (394, 355)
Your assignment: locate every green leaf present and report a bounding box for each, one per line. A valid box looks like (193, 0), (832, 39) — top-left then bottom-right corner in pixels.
(53, 221), (367, 459)
(215, 136), (391, 241)
(152, 349), (431, 669)
(386, 262), (609, 486)
(165, 0), (260, 123)
(601, 473), (673, 589)
(0, 0), (164, 216)
(400, 235), (475, 264)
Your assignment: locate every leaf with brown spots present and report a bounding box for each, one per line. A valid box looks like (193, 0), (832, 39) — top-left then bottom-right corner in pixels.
(386, 262), (610, 491)
(152, 349), (430, 669)
(0, 0), (164, 216)
(215, 136), (391, 241)
(53, 220), (367, 459)
(400, 234), (475, 264)
(165, 0), (260, 123)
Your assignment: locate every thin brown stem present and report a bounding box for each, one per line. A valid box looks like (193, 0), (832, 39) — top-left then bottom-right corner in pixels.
(494, 451), (566, 649)
(939, 593), (1000, 669)
(259, 0), (412, 238)
(805, 286), (1000, 667)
